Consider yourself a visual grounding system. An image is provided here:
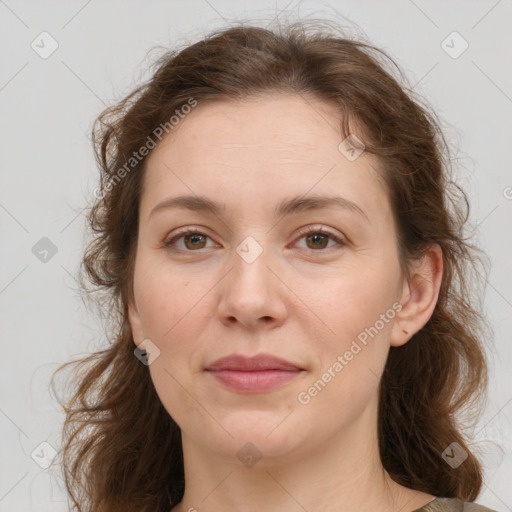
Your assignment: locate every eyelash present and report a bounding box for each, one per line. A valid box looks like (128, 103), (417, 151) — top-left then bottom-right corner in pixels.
(162, 226), (346, 254)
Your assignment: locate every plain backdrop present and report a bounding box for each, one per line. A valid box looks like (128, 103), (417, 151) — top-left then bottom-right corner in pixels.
(0, 1), (511, 511)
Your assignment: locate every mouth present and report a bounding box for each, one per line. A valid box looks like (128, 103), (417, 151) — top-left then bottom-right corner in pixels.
(205, 354), (304, 393)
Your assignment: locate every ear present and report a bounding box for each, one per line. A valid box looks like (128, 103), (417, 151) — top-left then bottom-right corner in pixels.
(128, 298), (145, 347)
(391, 244), (443, 347)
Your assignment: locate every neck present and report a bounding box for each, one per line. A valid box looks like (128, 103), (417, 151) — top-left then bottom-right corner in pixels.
(170, 396), (434, 512)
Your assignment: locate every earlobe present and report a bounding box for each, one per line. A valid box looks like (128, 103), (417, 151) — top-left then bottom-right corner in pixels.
(390, 244), (443, 347)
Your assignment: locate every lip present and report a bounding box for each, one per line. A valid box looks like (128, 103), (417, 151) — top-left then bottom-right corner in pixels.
(206, 354), (304, 393)
(207, 354), (302, 372)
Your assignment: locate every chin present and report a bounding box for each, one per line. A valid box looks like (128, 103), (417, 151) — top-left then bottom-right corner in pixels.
(193, 411), (307, 464)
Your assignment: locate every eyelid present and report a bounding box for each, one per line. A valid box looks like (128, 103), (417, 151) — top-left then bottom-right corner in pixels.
(162, 226), (218, 249)
(162, 224), (347, 252)
(293, 225), (345, 242)
(291, 225), (347, 251)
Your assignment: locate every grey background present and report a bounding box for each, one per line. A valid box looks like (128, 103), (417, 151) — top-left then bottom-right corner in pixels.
(0, 1), (511, 510)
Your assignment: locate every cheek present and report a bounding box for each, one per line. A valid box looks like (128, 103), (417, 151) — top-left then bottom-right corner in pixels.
(133, 258), (217, 377)
(134, 262), (197, 341)
(148, 362), (210, 434)
(133, 265), (208, 424)
(297, 273), (396, 420)
(316, 264), (398, 337)
(301, 252), (400, 383)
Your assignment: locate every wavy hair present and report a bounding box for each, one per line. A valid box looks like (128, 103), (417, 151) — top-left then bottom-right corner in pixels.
(51, 19), (491, 512)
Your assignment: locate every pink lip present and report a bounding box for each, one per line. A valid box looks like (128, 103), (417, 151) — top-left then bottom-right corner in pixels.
(206, 354), (303, 392)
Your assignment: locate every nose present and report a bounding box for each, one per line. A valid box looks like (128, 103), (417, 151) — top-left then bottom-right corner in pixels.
(216, 239), (288, 331)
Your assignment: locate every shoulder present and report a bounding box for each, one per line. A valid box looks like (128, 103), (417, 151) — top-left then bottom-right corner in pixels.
(416, 497), (499, 512)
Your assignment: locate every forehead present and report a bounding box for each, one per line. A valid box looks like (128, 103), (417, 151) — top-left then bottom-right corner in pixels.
(141, 93), (390, 224)
(148, 93), (348, 161)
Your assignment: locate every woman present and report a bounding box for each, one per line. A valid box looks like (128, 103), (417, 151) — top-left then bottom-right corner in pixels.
(52, 20), (498, 512)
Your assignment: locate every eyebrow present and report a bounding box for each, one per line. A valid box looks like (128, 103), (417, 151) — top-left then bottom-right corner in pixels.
(149, 194), (369, 222)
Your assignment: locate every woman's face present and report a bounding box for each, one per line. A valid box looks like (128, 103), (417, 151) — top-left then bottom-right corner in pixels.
(128, 93), (412, 463)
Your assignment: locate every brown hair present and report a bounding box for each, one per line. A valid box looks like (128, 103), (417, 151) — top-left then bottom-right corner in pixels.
(51, 19), (491, 512)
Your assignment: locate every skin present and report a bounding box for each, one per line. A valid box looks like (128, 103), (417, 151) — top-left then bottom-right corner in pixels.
(128, 93), (443, 512)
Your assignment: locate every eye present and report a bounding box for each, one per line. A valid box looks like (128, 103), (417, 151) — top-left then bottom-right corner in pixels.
(163, 229), (217, 251)
(293, 225), (346, 252)
(162, 226), (346, 253)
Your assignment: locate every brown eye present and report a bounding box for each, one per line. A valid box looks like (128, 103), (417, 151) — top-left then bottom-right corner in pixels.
(183, 233), (207, 250)
(163, 226), (345, 254)
(294, 226), (346, 253)
(305, 232), (329, 250)
(164, 230), (213, 251)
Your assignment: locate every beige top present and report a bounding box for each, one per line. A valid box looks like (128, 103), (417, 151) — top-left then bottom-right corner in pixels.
(413, 497), (498, 512)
